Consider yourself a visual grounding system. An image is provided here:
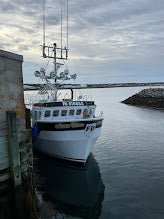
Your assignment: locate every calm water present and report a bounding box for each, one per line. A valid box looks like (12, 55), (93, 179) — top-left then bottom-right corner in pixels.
(34, 87), (164, 219)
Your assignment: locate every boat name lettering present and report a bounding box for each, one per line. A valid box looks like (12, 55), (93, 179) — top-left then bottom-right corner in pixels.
(71, 122), (85, 128)
(62, 102), (84, 106)
(55, 123), (71, 129)
(55, 122), (85, 129)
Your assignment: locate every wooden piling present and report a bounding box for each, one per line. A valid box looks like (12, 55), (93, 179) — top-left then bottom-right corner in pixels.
(7, 111), (22, 187)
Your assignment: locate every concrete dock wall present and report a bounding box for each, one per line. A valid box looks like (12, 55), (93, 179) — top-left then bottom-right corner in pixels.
(0, 50), (25, 130)
(0, 50), (26, 190)
(0, 50), (37, 218)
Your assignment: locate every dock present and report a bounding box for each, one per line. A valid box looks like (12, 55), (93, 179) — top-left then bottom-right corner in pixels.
(0, 50), (37, 218)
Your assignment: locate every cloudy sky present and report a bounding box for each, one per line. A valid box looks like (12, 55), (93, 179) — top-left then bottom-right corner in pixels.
(0, 0), (164, 84)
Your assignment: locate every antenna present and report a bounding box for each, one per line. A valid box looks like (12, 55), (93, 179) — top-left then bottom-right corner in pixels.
(61, 0), (63, 58)
(67, 0), (68, 51)
(43, 0), (46, 57)
(35, 0), (76, 100)
(41, 0), (69, 68)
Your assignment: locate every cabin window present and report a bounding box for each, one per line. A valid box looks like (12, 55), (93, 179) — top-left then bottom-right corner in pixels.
(38, 111), (42, 119)
(69, 109), (75, 116)
(53, 110), (59, 117)
(76, 109), (81, 115)
(89, 108), (94, 116)
(34, 111), (37, 120)
(44, 110), (51, 117)
(83, 109), (88, 115)
(61, 110), (67, 116)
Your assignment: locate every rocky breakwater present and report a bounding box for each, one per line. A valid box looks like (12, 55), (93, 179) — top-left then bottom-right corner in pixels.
(122, 88), (164, 109)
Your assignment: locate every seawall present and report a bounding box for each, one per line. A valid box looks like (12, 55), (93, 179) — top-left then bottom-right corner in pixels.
(121, 88), (164, 109)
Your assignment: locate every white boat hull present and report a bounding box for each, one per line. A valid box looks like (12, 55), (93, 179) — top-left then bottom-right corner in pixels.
(34, 127), (101, 163)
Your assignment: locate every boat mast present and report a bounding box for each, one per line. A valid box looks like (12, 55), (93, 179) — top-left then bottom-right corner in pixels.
(67, 0), (68, 53)
(34, 0), (76, 101)
(53, 43), (57, 82)
(43, 0), (46, 58)
(42, 0), (69, 73)
(61, 0), (63, 59)
(42, 0), (69, 100)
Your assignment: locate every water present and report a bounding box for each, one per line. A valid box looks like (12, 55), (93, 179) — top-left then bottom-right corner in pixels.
(32, 87), (164, 219)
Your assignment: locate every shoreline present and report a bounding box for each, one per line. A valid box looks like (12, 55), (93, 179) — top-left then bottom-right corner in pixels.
(24, 82), (164, 91)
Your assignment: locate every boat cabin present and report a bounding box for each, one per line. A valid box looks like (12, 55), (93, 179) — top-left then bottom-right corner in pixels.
(32, 101), (96, 126)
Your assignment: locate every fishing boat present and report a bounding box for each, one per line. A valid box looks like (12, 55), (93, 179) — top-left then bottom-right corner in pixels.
(31, 0), (103, 164)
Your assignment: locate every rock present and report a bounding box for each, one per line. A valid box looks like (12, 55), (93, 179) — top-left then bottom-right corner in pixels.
(121, 88), (164, 109)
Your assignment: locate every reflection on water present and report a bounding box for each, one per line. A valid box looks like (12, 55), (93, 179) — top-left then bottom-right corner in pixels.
(35, 153), (105, 219)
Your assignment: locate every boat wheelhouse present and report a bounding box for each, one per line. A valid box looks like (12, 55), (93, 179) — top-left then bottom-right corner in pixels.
(32, 100), (96, 123)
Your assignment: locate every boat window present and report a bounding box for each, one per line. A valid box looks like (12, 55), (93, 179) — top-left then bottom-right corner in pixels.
(53, 110), (59, 117)
(61, 110), (67, 116)
(44, 110), (51, 117)
(69, 109), (75, 116)
(83, 109), (88, 115)
(76, 109), (81, 115)
(89, 108), (94, 116)
(34, 111), (37, 120)
(38, 111), (42, 119)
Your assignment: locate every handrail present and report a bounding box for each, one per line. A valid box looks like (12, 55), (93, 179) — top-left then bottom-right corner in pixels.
(99, 111), (103, 117)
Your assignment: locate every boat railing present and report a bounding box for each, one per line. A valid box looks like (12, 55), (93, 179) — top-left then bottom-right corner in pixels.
(99, 111), (103, 117)
(24, 93), (49, 109)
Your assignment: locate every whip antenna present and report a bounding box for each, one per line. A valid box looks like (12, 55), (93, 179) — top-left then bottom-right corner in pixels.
(43, 0), (46, 57)
(67, 0), (68, 51)
(61, 0), (63, 58)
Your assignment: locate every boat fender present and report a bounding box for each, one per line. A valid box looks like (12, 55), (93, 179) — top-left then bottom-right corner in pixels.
(33, 125), (39, 137)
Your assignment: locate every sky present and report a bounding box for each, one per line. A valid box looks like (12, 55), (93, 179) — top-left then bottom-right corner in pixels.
(0, 0), (164, 84)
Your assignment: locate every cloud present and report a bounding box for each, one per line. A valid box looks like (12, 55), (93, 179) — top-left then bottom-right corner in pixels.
(0, 0), (164, 83)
